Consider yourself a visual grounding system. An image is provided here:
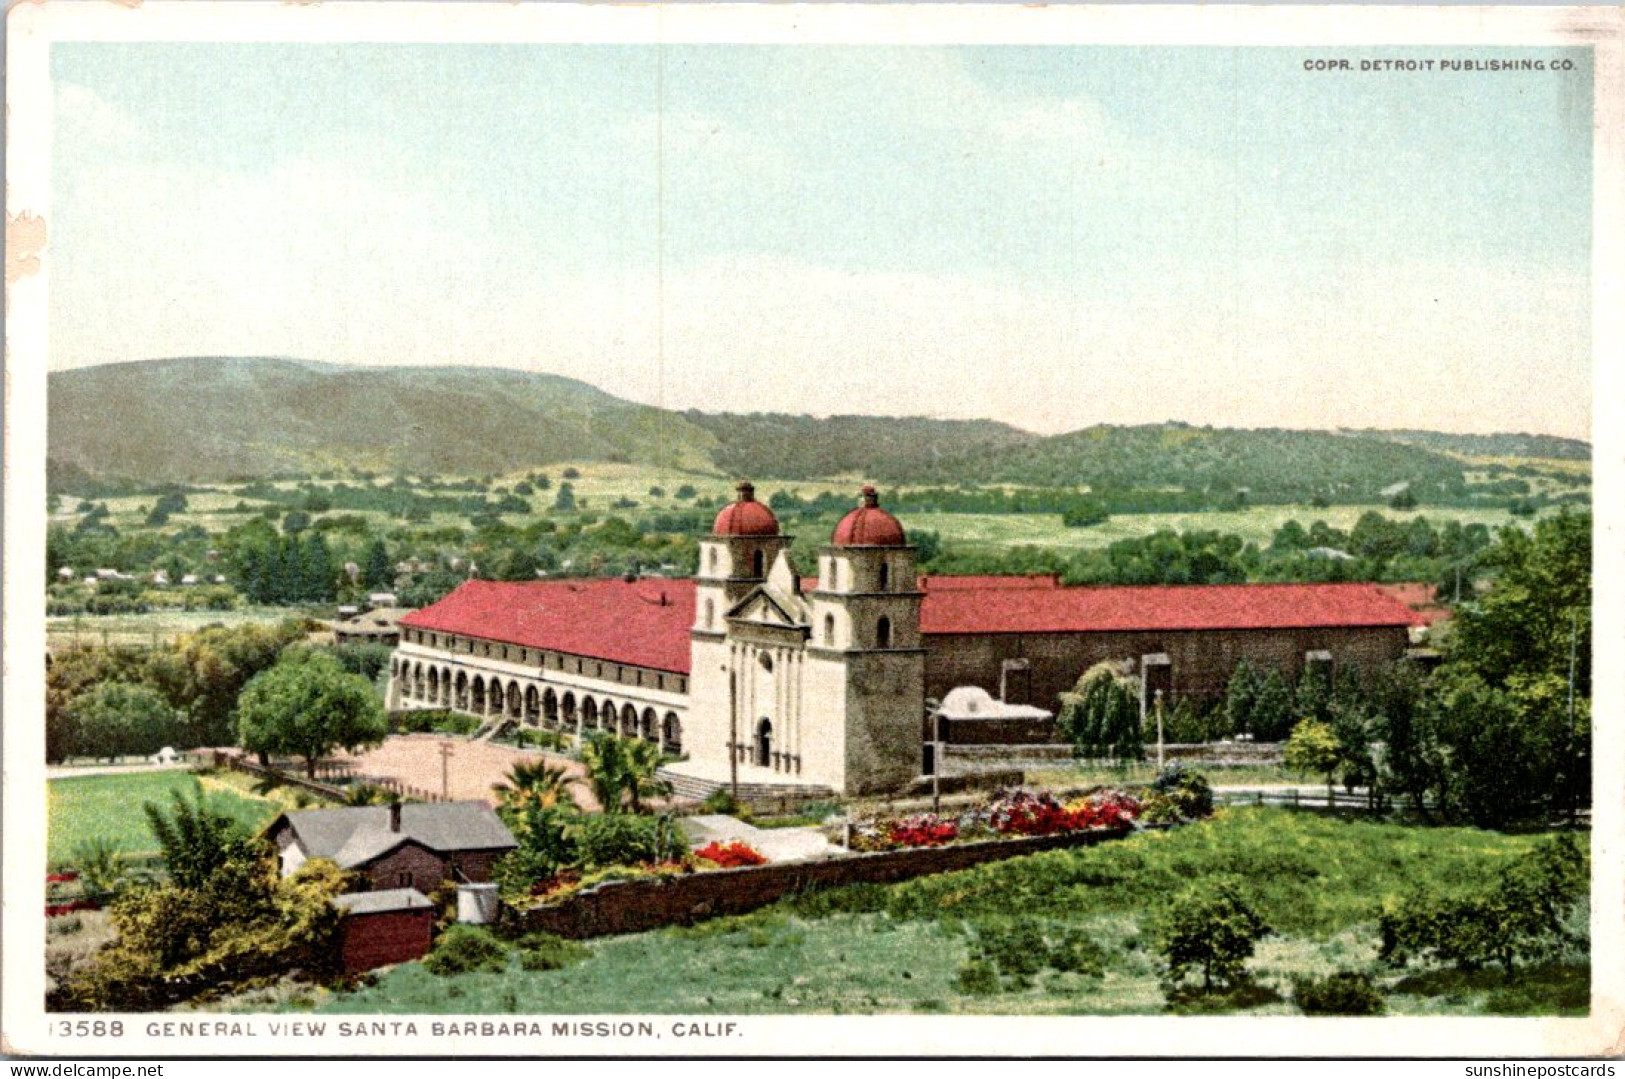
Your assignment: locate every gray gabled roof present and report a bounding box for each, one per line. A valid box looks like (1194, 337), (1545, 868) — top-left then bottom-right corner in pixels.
(276, 801), (516, 869)
(332, 888), (433, 915)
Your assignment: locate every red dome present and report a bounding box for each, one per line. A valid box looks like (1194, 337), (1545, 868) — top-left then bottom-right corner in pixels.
(712, 482), (780, 537)
(832, 486), (906, 546)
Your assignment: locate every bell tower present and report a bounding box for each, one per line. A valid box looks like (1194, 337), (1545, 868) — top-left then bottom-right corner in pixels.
(803, 486), (925, 794)
(688, 481), (792, 782)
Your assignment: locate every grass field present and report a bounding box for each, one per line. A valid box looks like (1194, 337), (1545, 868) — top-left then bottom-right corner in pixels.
(46, 606), (313, 650)
(270, 809), (1586, 1018)
(910, 503), (1550, 556)
(47, 770), (280, 867)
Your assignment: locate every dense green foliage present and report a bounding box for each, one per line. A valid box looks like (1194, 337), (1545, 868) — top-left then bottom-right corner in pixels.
(56, 793), (351, 1011)
(1151, 878), (1271, 993)
(424, 925), (510, 976)
(1055, 663), (1144, 761)
(47, 620), (308, 760)
(580, 733), (670, 814)
(1292, 971), (1386, 1015)
(1380, 835), (1588, 975)
(62, 682), (183, 761)
(236, 650), (389, 777)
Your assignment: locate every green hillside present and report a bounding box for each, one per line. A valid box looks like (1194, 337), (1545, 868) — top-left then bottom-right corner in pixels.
(892, 422), (1474, 503)
(47, 358), (1565, 506)
(687, 410), (1034, 481)
(1340, 428), (1591, 462)
(47, 357), (720, 485)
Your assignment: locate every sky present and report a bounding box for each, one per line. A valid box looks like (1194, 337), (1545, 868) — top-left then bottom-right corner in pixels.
(49, 44), (1593, 438)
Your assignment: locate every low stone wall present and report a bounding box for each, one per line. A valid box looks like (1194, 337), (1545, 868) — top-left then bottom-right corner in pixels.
(508, 827), (1129, 939)
(1161, 742), (1284, 766)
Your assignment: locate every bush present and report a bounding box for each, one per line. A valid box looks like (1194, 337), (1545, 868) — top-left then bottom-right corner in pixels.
(1380, 834), (1588, 976)
(1151, 764), (1214, 820)
(1293, 970), (1386, 1015)
(700, 788), (742, 816)
(955, 959), (1001, 996)
(572, 813), (665, 870)
(1152, 878), (1271, 993)
(423, 925), (509, 976)
(516, 931), (589, 972)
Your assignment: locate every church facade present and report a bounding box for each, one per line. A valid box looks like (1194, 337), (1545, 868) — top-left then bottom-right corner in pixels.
(387, 483), (1419, 796)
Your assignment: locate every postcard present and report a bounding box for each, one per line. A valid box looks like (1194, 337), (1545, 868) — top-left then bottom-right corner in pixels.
(5, 1), (1622, 1060)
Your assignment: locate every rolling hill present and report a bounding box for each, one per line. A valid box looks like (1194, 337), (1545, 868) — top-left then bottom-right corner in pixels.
(47, 357), (1562, 504)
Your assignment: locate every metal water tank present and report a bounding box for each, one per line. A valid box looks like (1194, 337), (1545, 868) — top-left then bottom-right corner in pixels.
(456, 882), (500, 924)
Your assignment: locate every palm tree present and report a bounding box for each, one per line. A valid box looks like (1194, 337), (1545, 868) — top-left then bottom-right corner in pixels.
(580, 734), (670, 814)
(623, 739), (672, 814)
(492, 759), (579, 812)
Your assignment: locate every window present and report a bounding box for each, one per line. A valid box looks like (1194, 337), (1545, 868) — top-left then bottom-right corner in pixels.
(878, 561), (890, 592)
(396, 871), (414, 888)
(704, 599), (715, 628)
(759, 652), (774, 673)
(825, 614), (836, 645)
(708, 548), (718, 574)
(752, 550), (765, 578)
(876, 616), (892, 649)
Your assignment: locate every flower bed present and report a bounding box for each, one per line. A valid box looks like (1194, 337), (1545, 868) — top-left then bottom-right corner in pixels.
(694, 840), (768, 868)
(845, 787), (1140, 852)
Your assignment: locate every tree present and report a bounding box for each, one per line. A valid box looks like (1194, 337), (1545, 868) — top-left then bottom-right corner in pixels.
(1219, 661), (1260, 740)
(236, 650), (388, 778)
(1153, 878), (1270, 993)
(64, 682), (183, 761)
(362, 538), (393, 590)
(553, 482), (577, 512)
(579, 733), (670, 813)
(1283, 718), (1341, 802)
(1249, 670), (1295, 741)
(492, 759), (580, 813)
(1056, 662), (1143, 761)
(143, 787), (264, 891)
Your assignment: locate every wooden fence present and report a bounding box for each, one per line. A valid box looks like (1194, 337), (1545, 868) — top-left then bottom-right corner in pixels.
(212, 751), (448, 804)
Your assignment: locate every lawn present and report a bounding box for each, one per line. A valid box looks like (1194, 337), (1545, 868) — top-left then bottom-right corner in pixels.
(47, 770), (281, 867)
(275, 808), (1587, 1017)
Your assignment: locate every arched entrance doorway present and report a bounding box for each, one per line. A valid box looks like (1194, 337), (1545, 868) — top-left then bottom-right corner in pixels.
(755, 718), (772, 768)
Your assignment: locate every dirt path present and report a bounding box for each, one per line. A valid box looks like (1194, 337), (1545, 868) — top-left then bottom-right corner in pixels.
(334, 734), (601, 811)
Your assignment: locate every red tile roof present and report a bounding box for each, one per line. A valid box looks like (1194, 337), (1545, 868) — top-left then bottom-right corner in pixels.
(400, 578), (696, 673)
(402, 577), (1419, 675)
(920, 581), (1420, 635)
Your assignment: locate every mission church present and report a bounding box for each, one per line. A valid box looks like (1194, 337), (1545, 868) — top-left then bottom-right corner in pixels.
(387, 483), (1420, 796)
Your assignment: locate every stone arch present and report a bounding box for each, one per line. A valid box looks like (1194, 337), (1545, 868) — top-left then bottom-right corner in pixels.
(662, 712), (682, 753)
(427, 666), (440, 703)
(507, 679), (523, 719)
(562, 692), (578, 731)
(471, 674), (487, 714)
(621, 702), (637, 738)
(876, 615), (892, 649)
(524, 684), (541, 724)
(454, 670), (469, 710)
(878, 560), (890, 592)
(640, 706), (657, 742)
(441, 666), (453, 707)
(582, 697), (599, 730)
(413, 662), (425, 700)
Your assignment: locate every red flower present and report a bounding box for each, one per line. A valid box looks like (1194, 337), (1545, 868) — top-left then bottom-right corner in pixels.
(695, 841), (768, 868)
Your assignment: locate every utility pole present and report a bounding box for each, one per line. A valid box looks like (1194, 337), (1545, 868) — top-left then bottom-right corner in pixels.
(1155, 689), (1166, 772)
(439, 739), (453, 801)
(728, 667), (739, 803)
